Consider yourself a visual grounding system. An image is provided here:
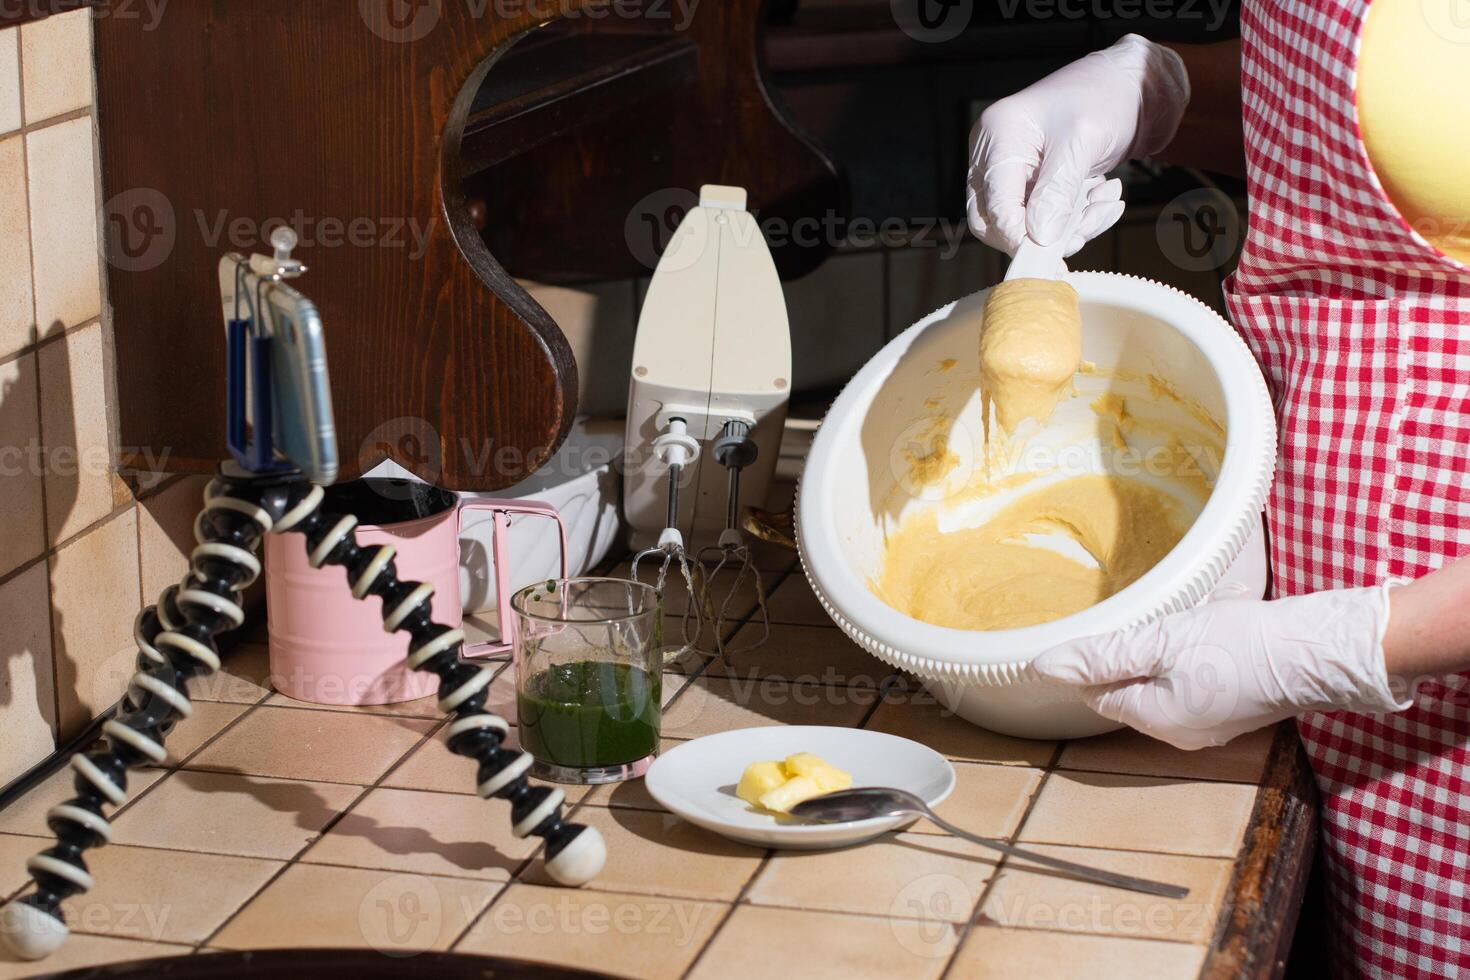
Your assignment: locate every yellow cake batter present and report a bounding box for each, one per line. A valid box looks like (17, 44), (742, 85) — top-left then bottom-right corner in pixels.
(979, 278), (1083, 434)
(873, 278), (1213, 631)
(875, 473), (1192, 631)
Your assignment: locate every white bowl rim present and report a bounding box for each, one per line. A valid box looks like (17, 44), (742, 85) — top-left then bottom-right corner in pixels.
(795, 272), (1277, 685)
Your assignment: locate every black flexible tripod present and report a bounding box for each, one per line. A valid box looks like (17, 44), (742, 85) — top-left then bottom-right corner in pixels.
(0, 235), (605, 957)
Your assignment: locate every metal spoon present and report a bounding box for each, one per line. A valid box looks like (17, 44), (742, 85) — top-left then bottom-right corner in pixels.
(790, 787), (1189, 899)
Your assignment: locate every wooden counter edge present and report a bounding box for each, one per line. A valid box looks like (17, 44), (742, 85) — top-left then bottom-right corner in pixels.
(1200, 722), (1319, 980)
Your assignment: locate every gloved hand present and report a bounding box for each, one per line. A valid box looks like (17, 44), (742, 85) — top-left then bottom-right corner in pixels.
(967, 34), (1191, 256)
(1031, 584), (1412, 750)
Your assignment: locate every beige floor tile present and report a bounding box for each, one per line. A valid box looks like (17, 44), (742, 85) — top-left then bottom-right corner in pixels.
(59, 845), (281, 945)
(0, 353), (44, 581)
(761, 574), (834, 627)
(580, 750), (684, 813)
(748, 540), (800, 575)
(0, 834), (38, 898)
(19, 10), (92, 123)
(0, 138), (34, 360)
(951, 926), (1208, 979)
(136, 475), (210, 604)
(0, 761), (165, 839)
(38, 324), (114, 547)
(300, 786), (539, 881)
(108, 769), (362, 860)
(27, 117), (101, 333)
(212, 863), (499, 954)
(915, 763), (1044, 838)
(1057, 725), (1275, 785)
(185, 705), (433, 785)
(608, 559), (760, 625)
(192, 642), (272, 704)
(458, 884), (725, 980)
(263, 690), (444, 719)
(48, 526), (139, 743)
(866, 697), (1057, 767)
(1019, 772), (1257, 858)
(696, 623), (899, 690)
(0, 933), (191, 979)
(0, 563), (55, 786)
(980, 845), (1233, 944)
(381, 730), (589, 803)
(520, 806), (764, 902)
(662, 676), (874, 739)
(0, 30), (18, 135)
(689, 905), (956, 980)
(747, 831), (998, 921)
(155, 700), (249, 767)
(461, 609), (505, 647)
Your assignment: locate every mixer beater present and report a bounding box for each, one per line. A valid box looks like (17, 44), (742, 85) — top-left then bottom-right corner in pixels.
(623, 185), (791, 660)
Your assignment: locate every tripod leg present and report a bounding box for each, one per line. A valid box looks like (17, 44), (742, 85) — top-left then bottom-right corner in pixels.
(0, 469), (606, 963)
(0, 469), (274, 961)
(270, 481), (604, 889)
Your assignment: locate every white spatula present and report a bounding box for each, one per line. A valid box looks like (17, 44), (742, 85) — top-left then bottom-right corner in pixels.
(1002, 176), (1102, 282)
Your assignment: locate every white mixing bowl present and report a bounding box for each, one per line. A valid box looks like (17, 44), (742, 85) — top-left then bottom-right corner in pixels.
(797, 273), (1277, 739)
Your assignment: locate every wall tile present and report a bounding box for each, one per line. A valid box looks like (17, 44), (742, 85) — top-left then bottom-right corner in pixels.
(49, 508), (140, 739)
(26, 115), (101, 333)
(0, 134), (34, 358)
(0, 352), (45, 577)
(0, 28), (19, 136)
(887, 240), (1001, 338)
(784, 250), (885, 391)
(39, 321), (114, 545)
(0, 563), (56, 784)
(137, 475), (208, 603)
(1116, 218), (1229, 316)
(517, 278), (636, 418)
(20, 9), (92, 124)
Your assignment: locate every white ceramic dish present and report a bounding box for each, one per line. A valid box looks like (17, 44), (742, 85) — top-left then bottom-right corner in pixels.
(644, 726), (955, 849)
(796, 273), (1277, 739)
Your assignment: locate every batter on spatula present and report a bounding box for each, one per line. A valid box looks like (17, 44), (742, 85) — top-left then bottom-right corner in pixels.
(979, 277), (1082, 435)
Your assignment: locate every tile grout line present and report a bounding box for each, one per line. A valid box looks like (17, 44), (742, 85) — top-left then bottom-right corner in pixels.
(14, 23), (59, 749)
(447, 790), (600, 952)
(936, 740), (1068, 977)
(447, 555), (796, 960)
(678, 849), (776, 978)
(191, 676), (471, 952)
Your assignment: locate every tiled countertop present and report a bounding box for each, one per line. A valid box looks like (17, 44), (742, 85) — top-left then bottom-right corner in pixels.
(0, 548), (1308, 980)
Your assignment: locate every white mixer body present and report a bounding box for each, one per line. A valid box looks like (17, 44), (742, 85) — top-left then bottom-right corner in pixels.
(624, 185), (792, 548)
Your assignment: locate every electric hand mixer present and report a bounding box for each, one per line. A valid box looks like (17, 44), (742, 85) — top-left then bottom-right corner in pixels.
(624, 185), (792, 656)
(0, 230), (605, 962)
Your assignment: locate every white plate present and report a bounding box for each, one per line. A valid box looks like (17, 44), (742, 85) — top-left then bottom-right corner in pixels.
(644, 726), (955, 849)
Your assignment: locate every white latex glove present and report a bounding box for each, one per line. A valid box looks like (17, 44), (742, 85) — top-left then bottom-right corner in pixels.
(1031, 585), (1412, 750)
(967, 34), (1191, 256)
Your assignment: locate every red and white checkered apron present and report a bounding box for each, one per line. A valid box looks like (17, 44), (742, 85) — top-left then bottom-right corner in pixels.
(1224, 1), (1470, 975)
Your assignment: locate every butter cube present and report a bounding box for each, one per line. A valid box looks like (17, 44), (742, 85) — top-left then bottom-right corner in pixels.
(758, 775), (823, 814)
(783, 752), (853, 793)
(737, 761), (787, 807)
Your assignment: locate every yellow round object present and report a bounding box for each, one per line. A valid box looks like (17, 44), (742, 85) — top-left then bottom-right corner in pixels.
(1356, 0), (1470, 266)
